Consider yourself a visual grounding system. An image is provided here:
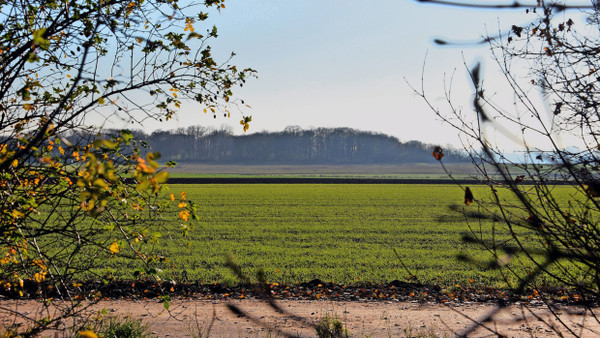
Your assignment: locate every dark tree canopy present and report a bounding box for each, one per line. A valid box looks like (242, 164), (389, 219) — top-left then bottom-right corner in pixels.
(116, 126), (470, 164)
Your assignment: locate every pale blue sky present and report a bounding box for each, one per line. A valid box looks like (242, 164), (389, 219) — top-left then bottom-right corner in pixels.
(126, 1), (562, 147)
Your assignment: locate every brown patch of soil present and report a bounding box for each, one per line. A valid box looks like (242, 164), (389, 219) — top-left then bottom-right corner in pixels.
(2, 299), (599, 337)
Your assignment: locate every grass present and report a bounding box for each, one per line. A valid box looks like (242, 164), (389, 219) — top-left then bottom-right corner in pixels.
(315, 314), (349, 338)
(100, 317), (150, 338)
(96, 183), (566, 288)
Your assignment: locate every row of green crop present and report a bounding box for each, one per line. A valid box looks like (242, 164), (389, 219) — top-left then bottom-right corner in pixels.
(90, 184), (575, 288)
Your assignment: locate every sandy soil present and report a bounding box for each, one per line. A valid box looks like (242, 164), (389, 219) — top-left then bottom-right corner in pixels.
(2, 299), (600, 337)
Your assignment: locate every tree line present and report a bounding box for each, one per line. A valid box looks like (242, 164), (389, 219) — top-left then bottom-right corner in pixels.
(116, 126), (469, 164)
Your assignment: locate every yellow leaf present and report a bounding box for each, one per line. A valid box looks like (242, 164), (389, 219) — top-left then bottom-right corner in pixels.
(11, 159), (18, 167)
(34, 271), (46, 283)
(11, 210), (24, 219)
(78, 331), (99, 338)
(109, 240), (120, 254)
(154, 171), (169, 184)
(178, 210), (190, 221)
(98, 97), (105, 104)
(169, 194), (175, 201)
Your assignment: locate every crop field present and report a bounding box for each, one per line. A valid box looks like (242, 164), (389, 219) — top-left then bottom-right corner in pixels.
(165, 163), (481, 180)
(101, 184), (567, 288)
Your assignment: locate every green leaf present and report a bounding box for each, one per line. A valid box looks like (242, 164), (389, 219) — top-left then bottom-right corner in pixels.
(136, 179), (151, 192)
(120, 130), (133, 144)
(93, 178), (108, 188)
(32, 28), (50, 50)
(159, 295), (171, 310)
(27, 52), (39, 63)
(154, 171), (169, 184)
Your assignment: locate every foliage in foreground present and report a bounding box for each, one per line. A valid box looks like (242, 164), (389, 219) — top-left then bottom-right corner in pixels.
(419, 0), (600, 336)
(0, 0), (252, 335)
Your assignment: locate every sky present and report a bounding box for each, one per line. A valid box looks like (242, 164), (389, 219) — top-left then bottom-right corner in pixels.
(122, 1), (580, 148)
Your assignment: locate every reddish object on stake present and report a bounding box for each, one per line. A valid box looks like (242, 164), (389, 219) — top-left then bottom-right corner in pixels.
(432, 146), (444, 161)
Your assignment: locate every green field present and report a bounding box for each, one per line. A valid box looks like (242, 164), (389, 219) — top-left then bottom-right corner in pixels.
(165, 163), (482, 180)
(103, 184), (560, 288)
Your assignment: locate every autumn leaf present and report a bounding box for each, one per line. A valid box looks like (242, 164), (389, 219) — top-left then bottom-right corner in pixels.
(511, 25), (523, 37)
(34, 271), (46, 283)
(240, 116), (252, 133)
(153, 170), (169, 184)
(432, 146), (444, 161)
(464, 187), (474, 206)
(178, 210), (190, 221)
(11, 210), (24, 219)
(109, 240), (120, 254)
(78, 331), (99, 338)
(583, 182), (600, 197)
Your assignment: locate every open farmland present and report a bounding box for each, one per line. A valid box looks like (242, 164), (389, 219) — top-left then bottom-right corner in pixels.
(165, 163), (481, 179)
(102, 184), (562, 288)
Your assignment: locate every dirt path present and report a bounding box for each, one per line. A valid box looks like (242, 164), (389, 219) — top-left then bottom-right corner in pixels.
(2, 299), (599, 337)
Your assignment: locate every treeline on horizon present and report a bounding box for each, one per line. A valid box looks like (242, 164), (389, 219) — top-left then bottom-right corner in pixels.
(120, 125), (469, 164)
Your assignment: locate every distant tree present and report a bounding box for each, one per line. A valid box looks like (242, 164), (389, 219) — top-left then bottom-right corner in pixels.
(0, 0), (252, 335)
(141, 126), (469, 164)
(417, 0), (600, 335)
